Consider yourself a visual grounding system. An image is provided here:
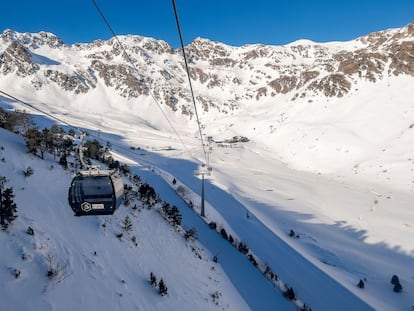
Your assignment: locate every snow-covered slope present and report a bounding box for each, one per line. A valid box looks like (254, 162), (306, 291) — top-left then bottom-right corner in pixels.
(1, 21), (414, 310)
(0, 22), (414, 187)
(0, 128), (255, 310)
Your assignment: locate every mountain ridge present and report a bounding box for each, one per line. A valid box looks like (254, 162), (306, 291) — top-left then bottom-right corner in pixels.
(1, 22), (414, 311)
(1, 21), (413, 111)
(1, 22), (414, 192)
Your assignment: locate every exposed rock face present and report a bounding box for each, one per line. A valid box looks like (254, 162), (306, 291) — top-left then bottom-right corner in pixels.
(0, 22), (413, 113)
(389, 41), (414, 76)
(91, 60), (147, 97)
(43, 69), (93, 94)
(0, 41), (39, 76)
(307, 73), (351, 97)
(269, 76), (298, 94)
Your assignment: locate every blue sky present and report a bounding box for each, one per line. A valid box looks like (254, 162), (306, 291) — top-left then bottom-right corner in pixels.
(1, 0), (413, 47)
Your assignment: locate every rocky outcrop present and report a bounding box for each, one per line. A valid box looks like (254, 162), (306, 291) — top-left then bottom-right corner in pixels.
(0, 42), (39, 76)
(43, 69), (94, 94)
(91, 60), (148, 98)
(269, 76), (298, 94)
(0, 22), (413, 113)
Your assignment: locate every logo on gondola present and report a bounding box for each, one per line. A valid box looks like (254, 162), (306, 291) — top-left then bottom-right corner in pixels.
(81, 202), (92, 212)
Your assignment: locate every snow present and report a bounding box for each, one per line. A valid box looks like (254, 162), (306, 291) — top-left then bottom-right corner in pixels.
(0, 128), (256, 311)
(1, 31), (414, 310)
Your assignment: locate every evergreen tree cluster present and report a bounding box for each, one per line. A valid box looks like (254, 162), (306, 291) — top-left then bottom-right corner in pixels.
(211, 291), (222, 306)
(205, 220), (305, 307)
(83, 139), (104, 160)
(106, 155), (120, 170)
(184, 227), (198, 241)
(138, 183), (157, 205)
(123, 183), (142, 207)
(21, 123), (118, 171)
(161, 203), (182, 226)
(0, 107), (31, 133)
(208, 221), (250, 256)
(122, 173), (160, 210)
(79, 135), (122, 171)
(283, 285), (296, 301)
(263, 265), (278, 282)
(149, 272), (168, 296)
(356, 275), (403, 293)
(238, 241), (249, 254)
(24, 124), (73, 160)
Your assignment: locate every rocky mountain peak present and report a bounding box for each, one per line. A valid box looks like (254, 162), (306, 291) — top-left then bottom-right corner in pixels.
(0, 22), (413, 114)
(1, 29), (66, 49)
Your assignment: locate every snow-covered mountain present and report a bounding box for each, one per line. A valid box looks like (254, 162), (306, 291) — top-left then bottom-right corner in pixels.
(1, 22), (414, 183)
(1, 22), (414, 105)
(1, 21), (414, 310)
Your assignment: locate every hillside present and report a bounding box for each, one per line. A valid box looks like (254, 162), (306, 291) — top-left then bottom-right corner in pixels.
(1, 21), (414, 310)
(0, 22), (414, 187)
(0, 127), (260, 310)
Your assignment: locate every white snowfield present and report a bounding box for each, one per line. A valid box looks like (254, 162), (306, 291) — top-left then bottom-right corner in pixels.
(1, 25), (414, 310)
(1, 73), (413, 310)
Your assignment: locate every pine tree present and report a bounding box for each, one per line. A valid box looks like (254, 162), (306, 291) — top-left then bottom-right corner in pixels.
(0, 186), (17, 230)
(161, 202), (171, 215)
(150, 272), (157, 287)
(158, 278), (168, 296)
(393, 282), (403, 293)
(168, 206), (182, 226)
(238, 241), (249, 254)
(208, 221), (217, 230)
(283, 286), (296, 300)
(220, 228), (228, 240)
(84, 139), (103, 160)
(184, 227), (198, 240)
(391, 275), (403, 292)
(139, 183), (156, 203)
(24, 127), (42, 155)
(391, 275), (400, 285)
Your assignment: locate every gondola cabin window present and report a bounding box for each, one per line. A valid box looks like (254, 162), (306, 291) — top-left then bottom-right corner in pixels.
(68, 170), (123, 216)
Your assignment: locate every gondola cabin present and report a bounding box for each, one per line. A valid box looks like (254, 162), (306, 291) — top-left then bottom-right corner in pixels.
(68, 169), (124, 216)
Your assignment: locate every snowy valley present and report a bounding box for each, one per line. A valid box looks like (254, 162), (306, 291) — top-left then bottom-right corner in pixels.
(1, 21), (414, 310)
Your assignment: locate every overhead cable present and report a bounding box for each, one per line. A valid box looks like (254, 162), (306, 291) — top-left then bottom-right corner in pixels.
(0, 89), (153, 162)
(90, 0), (194, 161)
(0, 90), (72, 128)
(171, 0), (208, 164)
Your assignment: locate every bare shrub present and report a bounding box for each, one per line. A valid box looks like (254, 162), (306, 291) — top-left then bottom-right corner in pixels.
(44, 252), (71, 283)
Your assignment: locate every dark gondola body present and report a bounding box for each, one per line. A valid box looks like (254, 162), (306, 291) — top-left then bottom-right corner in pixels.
(68, 170), (124, 216)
